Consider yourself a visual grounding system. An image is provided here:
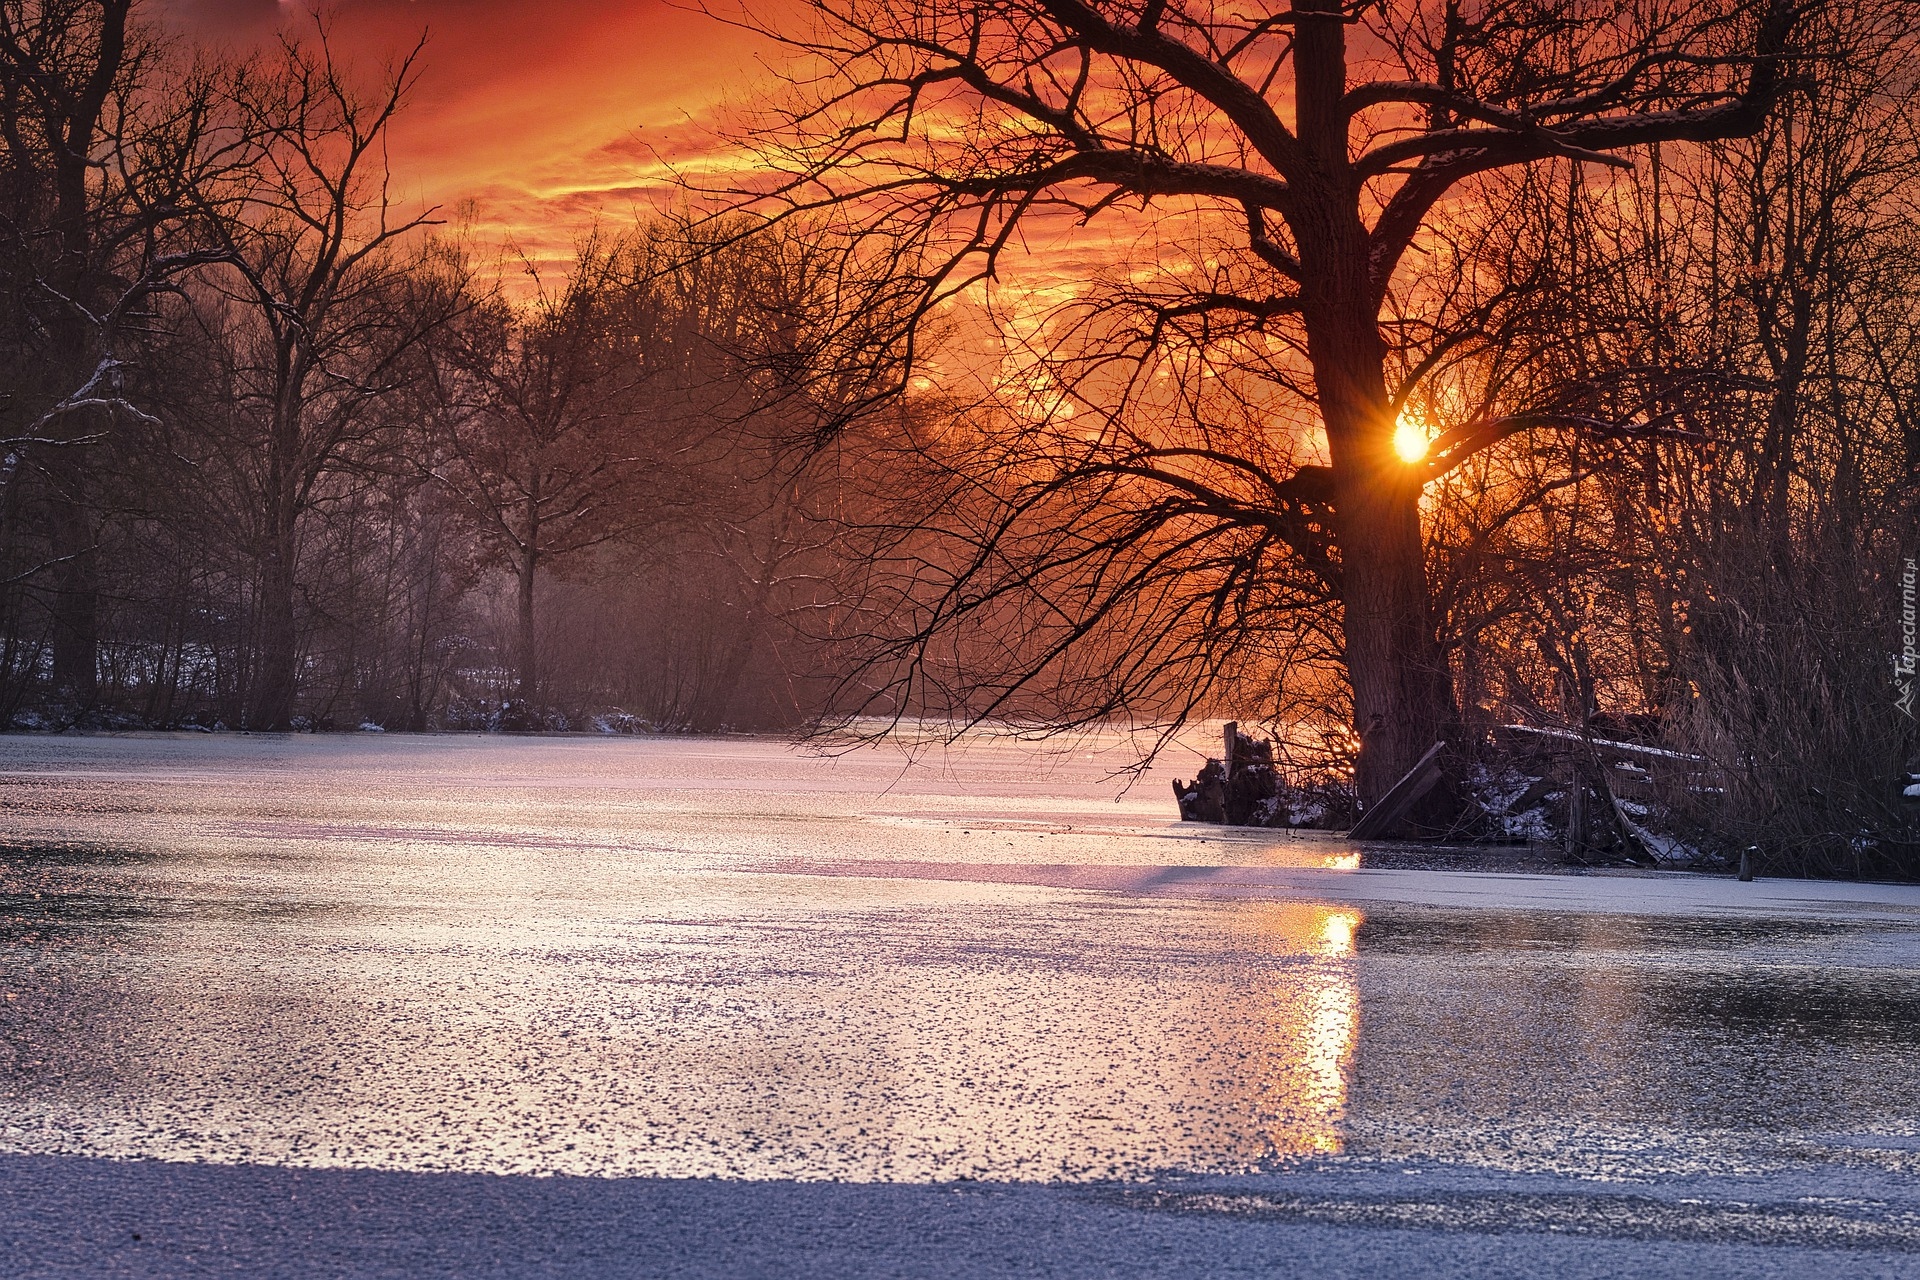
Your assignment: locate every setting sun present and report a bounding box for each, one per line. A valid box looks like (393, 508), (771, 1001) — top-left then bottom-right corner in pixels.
(1392, 417), (1430, 463)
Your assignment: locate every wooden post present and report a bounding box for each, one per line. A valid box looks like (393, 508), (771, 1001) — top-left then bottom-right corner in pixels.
(1565, 767), (1586, 861)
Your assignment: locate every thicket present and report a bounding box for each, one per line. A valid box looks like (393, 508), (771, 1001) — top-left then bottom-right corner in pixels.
(728, 0), (1920, 877)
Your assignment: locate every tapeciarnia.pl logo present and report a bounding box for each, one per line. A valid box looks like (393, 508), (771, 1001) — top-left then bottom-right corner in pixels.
(1900, 556), (1918, 719)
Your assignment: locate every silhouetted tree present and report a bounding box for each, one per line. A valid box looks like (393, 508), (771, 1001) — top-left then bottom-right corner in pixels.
(0, 0), (230, 710)
(427, 237), (668, 704)
(734, 0), (1799, 803)
(180, 23), (462, 728)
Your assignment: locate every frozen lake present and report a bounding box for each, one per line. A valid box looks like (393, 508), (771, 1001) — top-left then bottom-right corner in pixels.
(4, 732), (1920, 1276)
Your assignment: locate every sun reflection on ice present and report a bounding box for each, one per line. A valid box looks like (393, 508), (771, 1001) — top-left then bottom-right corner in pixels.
(1238, 904), (1363, 1158)
(1322, 910), (1359, 953)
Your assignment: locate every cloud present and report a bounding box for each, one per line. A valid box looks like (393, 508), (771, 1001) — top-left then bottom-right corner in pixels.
(158, 1), (1143, 304)
(249, 1), (791, 267)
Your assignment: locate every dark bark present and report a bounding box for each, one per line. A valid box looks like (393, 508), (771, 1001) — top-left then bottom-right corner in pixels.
(1334, 448), (1450, 801)
(1294, 1), (1452, 803)
(516, 544), (538, 704)
(246, 361), (304, 729)
(248, 510), (299, 730)
(1302, 296), (1452, 800)
(10, 0), (135, 704)
(45, 488), (97, 704)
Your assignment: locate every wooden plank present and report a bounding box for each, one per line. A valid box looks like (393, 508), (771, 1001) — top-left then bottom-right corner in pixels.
(1347, 741), (1447, 840)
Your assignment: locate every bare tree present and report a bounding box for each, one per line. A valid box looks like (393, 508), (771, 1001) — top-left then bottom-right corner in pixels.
(181, 22), (461, 729)
(642, 215), (913, 729)
(730, 0), (1798, 803)
(427, 238), (665, 705)
(0, 0), (138, 706)
(0, 0), (231, 709)
(1366, 0), (1920, 865)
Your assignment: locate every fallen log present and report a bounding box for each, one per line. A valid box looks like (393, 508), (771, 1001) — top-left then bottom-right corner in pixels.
(1497, 723), (1703, 764)
(1346, 741), (1447, 840)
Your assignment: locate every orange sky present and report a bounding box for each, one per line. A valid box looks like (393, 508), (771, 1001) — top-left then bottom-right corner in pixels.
(160, 0), (786, 272)
(145, 2), (1252, 314)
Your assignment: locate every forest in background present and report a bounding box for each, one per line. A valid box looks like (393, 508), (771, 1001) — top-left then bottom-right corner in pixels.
(0, 4), (915, 736)
(4, 1), (1919, 874)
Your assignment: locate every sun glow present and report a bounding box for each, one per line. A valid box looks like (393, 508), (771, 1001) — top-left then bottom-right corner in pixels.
(1391, 416), (1430, 463)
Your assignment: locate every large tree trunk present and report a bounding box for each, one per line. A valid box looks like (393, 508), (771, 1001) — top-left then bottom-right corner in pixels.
(45, 468), (98, 707)
(1304, 281), (1452, 808)
(249, 517), (299, 731)
(1335, 459), (1451, 806)
(516, 547), (538, 704)
(250, 405), (300, 730)
(1291, 0), (1453, 810)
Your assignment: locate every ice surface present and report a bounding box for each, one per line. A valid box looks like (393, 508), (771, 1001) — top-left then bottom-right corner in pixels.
(3, 732), (1919, 1275)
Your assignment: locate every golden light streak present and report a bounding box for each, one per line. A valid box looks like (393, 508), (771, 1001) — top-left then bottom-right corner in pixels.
(1241, 903), (1363, 1157)
(1321, 909), (1359, 953)
(159, 1), (788, 285)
